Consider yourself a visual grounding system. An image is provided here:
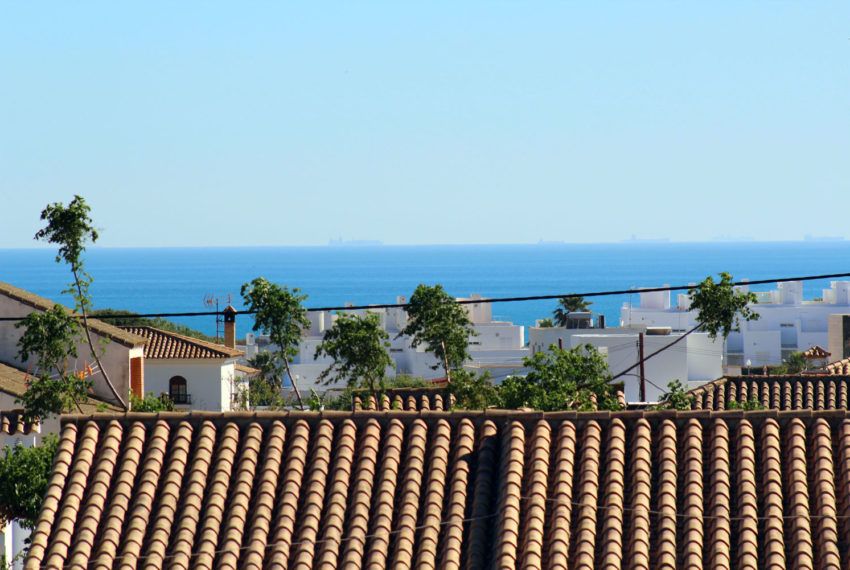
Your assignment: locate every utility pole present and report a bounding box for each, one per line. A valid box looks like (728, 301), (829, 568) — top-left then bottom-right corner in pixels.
(638, 332), (647, 401)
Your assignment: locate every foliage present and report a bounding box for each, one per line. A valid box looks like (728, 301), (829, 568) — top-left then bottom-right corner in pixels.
(0, 435), (58, 529)
(33, 195), (126, 410)
(91, 309), (217, 342)
(689, 272), (759, 339)
(307, 387), (354, 411)
(784, 351), (808, 374)
(448, 370), (499, 410)
(726, 395), (765, 411)
(499, 344), (622, 411)
(536, 318), (554, 328)
(553, 296), (592, 327)
(248, 352), (285, 387)
(16, 375), (92, 423)
(657, 379), (695, 410)
(129, 392), (175, 412)
(241, 277), (310, 409)
(16, 305), (80, 376)
(315, 312), (394, 393)
(234, 376), (292, 410)
(400, 284), (475, 381)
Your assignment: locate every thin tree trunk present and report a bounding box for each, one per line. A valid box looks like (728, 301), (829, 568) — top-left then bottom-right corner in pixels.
(611, 324), (702, 382)
(73, 269), (128, 411)
(282, 358), (305, 410)
(441, 340), (452, 384)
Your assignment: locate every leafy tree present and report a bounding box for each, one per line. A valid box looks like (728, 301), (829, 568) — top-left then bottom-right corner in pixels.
(234, 377), (293, 410)
(15, 305), (90, 421)
(315, 312), (393, 394)
(500, 344), (622, 411)
(241, 278), (310, 409)
(613, 272), (759, 382)
(537, 318), (555, 328)
(689, 272), (759, 339)
(553, 296), (592, 327)
(784, 351), (808, 374)
(129, 393), (175, 412)
(33, 196), (127, 410)
(0, 435), (58, 530)
(657, 379), (694, 410)
(90, 308), (217, 342)
(400, 284), (475, 383)
(448, 369), (499, 409)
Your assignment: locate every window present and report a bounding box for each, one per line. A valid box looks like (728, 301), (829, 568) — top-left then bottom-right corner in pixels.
(169, 376), (190, 405)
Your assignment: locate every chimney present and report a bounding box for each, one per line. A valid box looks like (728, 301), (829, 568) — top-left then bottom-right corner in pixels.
(223, 305), (237, 349)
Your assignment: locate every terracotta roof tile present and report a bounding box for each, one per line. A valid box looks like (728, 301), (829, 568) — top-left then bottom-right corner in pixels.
(122, 326), (243, 359)
(803, 345), (831, 359)
(689, 375), (850, 411)
(827, 357), (850, 375)
(0, 281), (147, 347)
(32, 408), (850, 569)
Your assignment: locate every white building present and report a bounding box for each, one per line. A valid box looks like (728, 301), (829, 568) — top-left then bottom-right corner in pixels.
(121, 326), (247, 411)
(240, 294), (530, 393)
(620, 280), (850, 368)
(528, 324), (724, 403)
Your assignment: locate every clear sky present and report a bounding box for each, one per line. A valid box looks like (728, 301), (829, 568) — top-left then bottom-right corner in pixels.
(1, 2), (848, 247)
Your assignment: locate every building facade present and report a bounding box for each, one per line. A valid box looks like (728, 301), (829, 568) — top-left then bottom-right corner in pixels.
(620, 280), (850, 367)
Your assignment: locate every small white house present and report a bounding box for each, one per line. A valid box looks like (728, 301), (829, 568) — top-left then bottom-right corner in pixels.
(121, 327), (245, 411)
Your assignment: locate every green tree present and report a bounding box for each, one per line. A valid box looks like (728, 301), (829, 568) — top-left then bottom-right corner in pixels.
(448, 369), (499, 410)
(314, 312), (394, 394)
(129, 393), (175, 412)
(0, 435), (58, 530)
(15, 304), (90, 421)
(657, 379), (694, 410)
(400, 284), (475, 383)
(537, 318), (555, 328)
(500, 344), (622, 411)
(613, 272), (759, 382)
(784, 351), (808, 374)
(553, 296), (592, 327)
(34, 196), (127, 410)
(241, 277), (310, 409)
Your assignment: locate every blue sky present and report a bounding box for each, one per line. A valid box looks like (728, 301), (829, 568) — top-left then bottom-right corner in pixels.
(1, 2), (848, 247)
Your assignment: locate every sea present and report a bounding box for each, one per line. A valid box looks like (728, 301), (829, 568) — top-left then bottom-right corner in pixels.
(1, 242), (849, 339)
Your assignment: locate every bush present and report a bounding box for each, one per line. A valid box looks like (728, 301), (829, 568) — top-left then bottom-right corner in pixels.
(0, 435), (58, 529)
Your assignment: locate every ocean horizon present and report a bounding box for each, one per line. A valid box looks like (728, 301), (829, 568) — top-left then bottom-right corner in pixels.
(2, 241), (849, 338)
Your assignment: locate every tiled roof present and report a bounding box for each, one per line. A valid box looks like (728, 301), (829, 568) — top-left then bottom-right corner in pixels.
(353, 387), (455, 411)
(689, 375), (850, 410)
(0, 281), (147, 348)
(34, 408), (850, 569)
(827, 358), (850, 375)
(803, 345), (831, 359)
(122, 327), (243, 359)
(0, 361), (121, 415)
(0, 410), (39, 435)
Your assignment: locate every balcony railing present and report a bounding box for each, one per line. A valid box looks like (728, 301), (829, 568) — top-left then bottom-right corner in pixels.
(170, 393), (192, 405)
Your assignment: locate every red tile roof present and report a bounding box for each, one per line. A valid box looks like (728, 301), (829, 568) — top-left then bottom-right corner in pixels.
(30, 408), (850, 568)
(353, 387), (455, 411)
(827, 358), (850, 375)
(689, 375), (850, 410)
(0, 410), (39, 435)
(122, 327), (243, 359)
(803, 345), (831, 359)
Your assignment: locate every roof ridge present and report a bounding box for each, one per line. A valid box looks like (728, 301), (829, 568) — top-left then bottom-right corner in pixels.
(0, 281), (147, 347)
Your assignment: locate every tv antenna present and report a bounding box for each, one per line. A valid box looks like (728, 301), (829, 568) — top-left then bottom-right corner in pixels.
(203, 293), (232, 342)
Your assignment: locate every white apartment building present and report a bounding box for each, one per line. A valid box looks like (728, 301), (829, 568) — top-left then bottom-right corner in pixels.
(528, 324), (724, 403)
(620, 280), (850, 367)
(240, 294), (530, 393)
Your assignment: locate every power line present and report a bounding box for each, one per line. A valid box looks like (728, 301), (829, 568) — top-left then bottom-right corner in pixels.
(1, 270), (849, 323)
